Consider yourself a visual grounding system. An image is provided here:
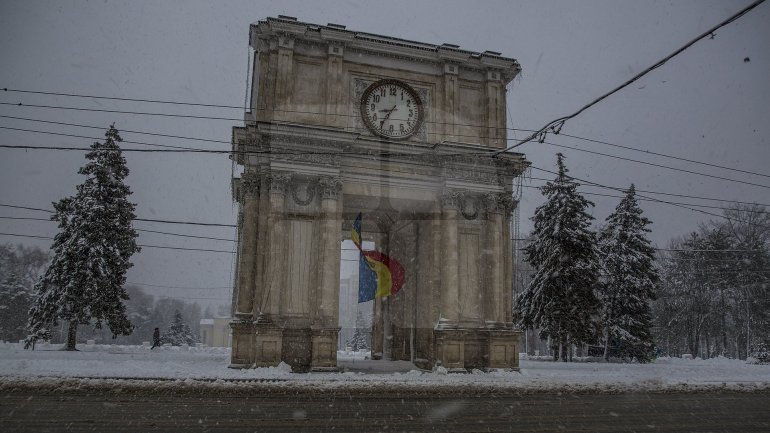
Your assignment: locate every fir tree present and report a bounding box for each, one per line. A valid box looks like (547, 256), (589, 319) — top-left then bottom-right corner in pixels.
(598, 185), (659, 362)
(162, 310), (196, 346)
(514, 153), (601, 361)
(26, 125), (140, 350)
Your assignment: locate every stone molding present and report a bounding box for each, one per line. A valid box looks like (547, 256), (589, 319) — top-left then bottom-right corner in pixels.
(442, 190), (516, 218)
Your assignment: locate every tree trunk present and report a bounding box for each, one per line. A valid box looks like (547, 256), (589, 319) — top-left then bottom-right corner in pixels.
(603, 325), (611, 361)
(65, 321), (78, 351)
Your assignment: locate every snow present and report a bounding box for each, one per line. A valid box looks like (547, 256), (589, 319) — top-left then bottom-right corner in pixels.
(1, 342), (769, 393)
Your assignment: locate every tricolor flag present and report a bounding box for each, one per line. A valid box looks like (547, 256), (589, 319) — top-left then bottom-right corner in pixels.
(351, 213), (405, 303)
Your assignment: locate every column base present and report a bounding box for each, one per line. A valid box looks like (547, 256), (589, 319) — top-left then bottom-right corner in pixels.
(229, 319), (255, 367)
(433, 327), (521, 370)
(311, 327), (340, 371)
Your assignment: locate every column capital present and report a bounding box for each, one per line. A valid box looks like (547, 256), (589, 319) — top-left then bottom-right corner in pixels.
(240, 170), (261, 200)
(265, 171), (292, 196)
(440, 189), (462, 210)
(318, 176), (343, 200)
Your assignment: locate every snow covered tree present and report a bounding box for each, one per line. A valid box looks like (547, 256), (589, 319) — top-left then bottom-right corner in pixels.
(598, 184), (658, 362)
(0, 272), (33, 342)
(347, 310), (371, 351)
(162, 310), (196, 346)
(514, 153), (601, 361)
(25, 125), (140, 350)
(0, 244), (47, 342)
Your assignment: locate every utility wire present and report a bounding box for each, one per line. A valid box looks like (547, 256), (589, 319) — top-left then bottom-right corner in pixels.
(3, 105), (768, 181)
(558, 132), (770, 180)
(2, 87), (245, 110)
(4, 135), (770, 194)
(0, 231), (235, 253)
(0, 115), (231, 145)
(0, 205), (235, 228)
(531, 165), (770, 231)
(526, 177), (770, 208)
(519, 184), (769, 214)
(541, 140), (770, 189)
(0, 125), (202, 151)
(493, 0), (768, 154)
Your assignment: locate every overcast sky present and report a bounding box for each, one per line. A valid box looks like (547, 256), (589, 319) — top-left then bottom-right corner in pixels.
(1, 0), (768, 310)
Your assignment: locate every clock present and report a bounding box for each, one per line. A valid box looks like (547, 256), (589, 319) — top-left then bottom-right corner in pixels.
(360, 79), (424, 139)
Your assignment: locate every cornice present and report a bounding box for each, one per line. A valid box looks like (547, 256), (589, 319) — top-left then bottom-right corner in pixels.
(250, 17), (520, 83)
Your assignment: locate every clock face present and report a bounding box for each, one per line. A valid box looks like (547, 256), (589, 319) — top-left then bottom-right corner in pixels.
(360, 79), (424, 139)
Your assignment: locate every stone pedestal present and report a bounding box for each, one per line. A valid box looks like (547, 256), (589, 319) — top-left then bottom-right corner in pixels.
(229, 320), (255, 368)
(253, 324), (284, 368)
(311, 327), (340, 371)
(487, 329), (521, 370)
(282, 328), (312, 372)
(434, 327), (521, 371)
(434, 329), (467, 369)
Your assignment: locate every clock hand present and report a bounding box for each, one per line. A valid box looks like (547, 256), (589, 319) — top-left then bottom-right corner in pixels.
(379, 105), (397, 129)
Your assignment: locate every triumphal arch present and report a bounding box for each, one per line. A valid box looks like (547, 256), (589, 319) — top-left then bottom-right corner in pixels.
(229, 16), (529, 372)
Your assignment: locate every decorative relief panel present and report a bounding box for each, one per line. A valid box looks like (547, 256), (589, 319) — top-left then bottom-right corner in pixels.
(290, 178), (317, 207)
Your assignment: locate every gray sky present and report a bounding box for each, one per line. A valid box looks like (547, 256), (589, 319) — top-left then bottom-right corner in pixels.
(1, 0), (768, 309)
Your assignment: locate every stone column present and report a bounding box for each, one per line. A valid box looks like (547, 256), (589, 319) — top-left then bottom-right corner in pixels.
(311, 176), (342, 371)
(439, 190), (460, 324)
(500, 194), (516, 324)
(316, 176), (343, 326)
(261, 171), (291, 322)
(484, 193), (504, 324)
(234, 170), (261, 318)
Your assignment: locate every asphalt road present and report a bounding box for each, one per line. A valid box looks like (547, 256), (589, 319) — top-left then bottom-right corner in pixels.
(2, 389), (769, 432)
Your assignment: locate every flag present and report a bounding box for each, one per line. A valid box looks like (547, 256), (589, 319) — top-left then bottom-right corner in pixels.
(351, 213), (405, 302)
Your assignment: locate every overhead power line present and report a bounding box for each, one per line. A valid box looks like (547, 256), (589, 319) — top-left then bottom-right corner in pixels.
(2, 87), (245, 110)
(0, 115), (232, 145)
(0, 203), (235, 228)
(519, 184), (769, 214)
(558, 132), (770, 180)
(541, 140), (770, 189)
(4, 134), (770, 194)
(0, 231), (235, 254)
(530, 165), (770, 231)
(0, 125), (202, 151)
(3, 101), (768, 181)
(493, 0), (768, 154)
(525, 177), (770, 208)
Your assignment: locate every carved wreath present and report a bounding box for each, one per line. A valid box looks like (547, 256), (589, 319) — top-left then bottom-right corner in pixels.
(460, 196), (479, 220)
(291, 181), (316, 206)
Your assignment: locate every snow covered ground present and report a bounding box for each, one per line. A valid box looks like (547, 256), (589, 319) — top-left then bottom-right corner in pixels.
(1, 342), (769, 393)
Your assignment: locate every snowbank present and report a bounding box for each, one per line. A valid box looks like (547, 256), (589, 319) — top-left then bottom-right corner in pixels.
(1, 342), (769, 393)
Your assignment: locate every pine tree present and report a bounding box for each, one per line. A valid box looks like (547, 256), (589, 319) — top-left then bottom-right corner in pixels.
(162, 310), (196, 346)
(598, 185), (659, 362)
(514, 153), (601, 361)
(25, 125), (140, 350)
